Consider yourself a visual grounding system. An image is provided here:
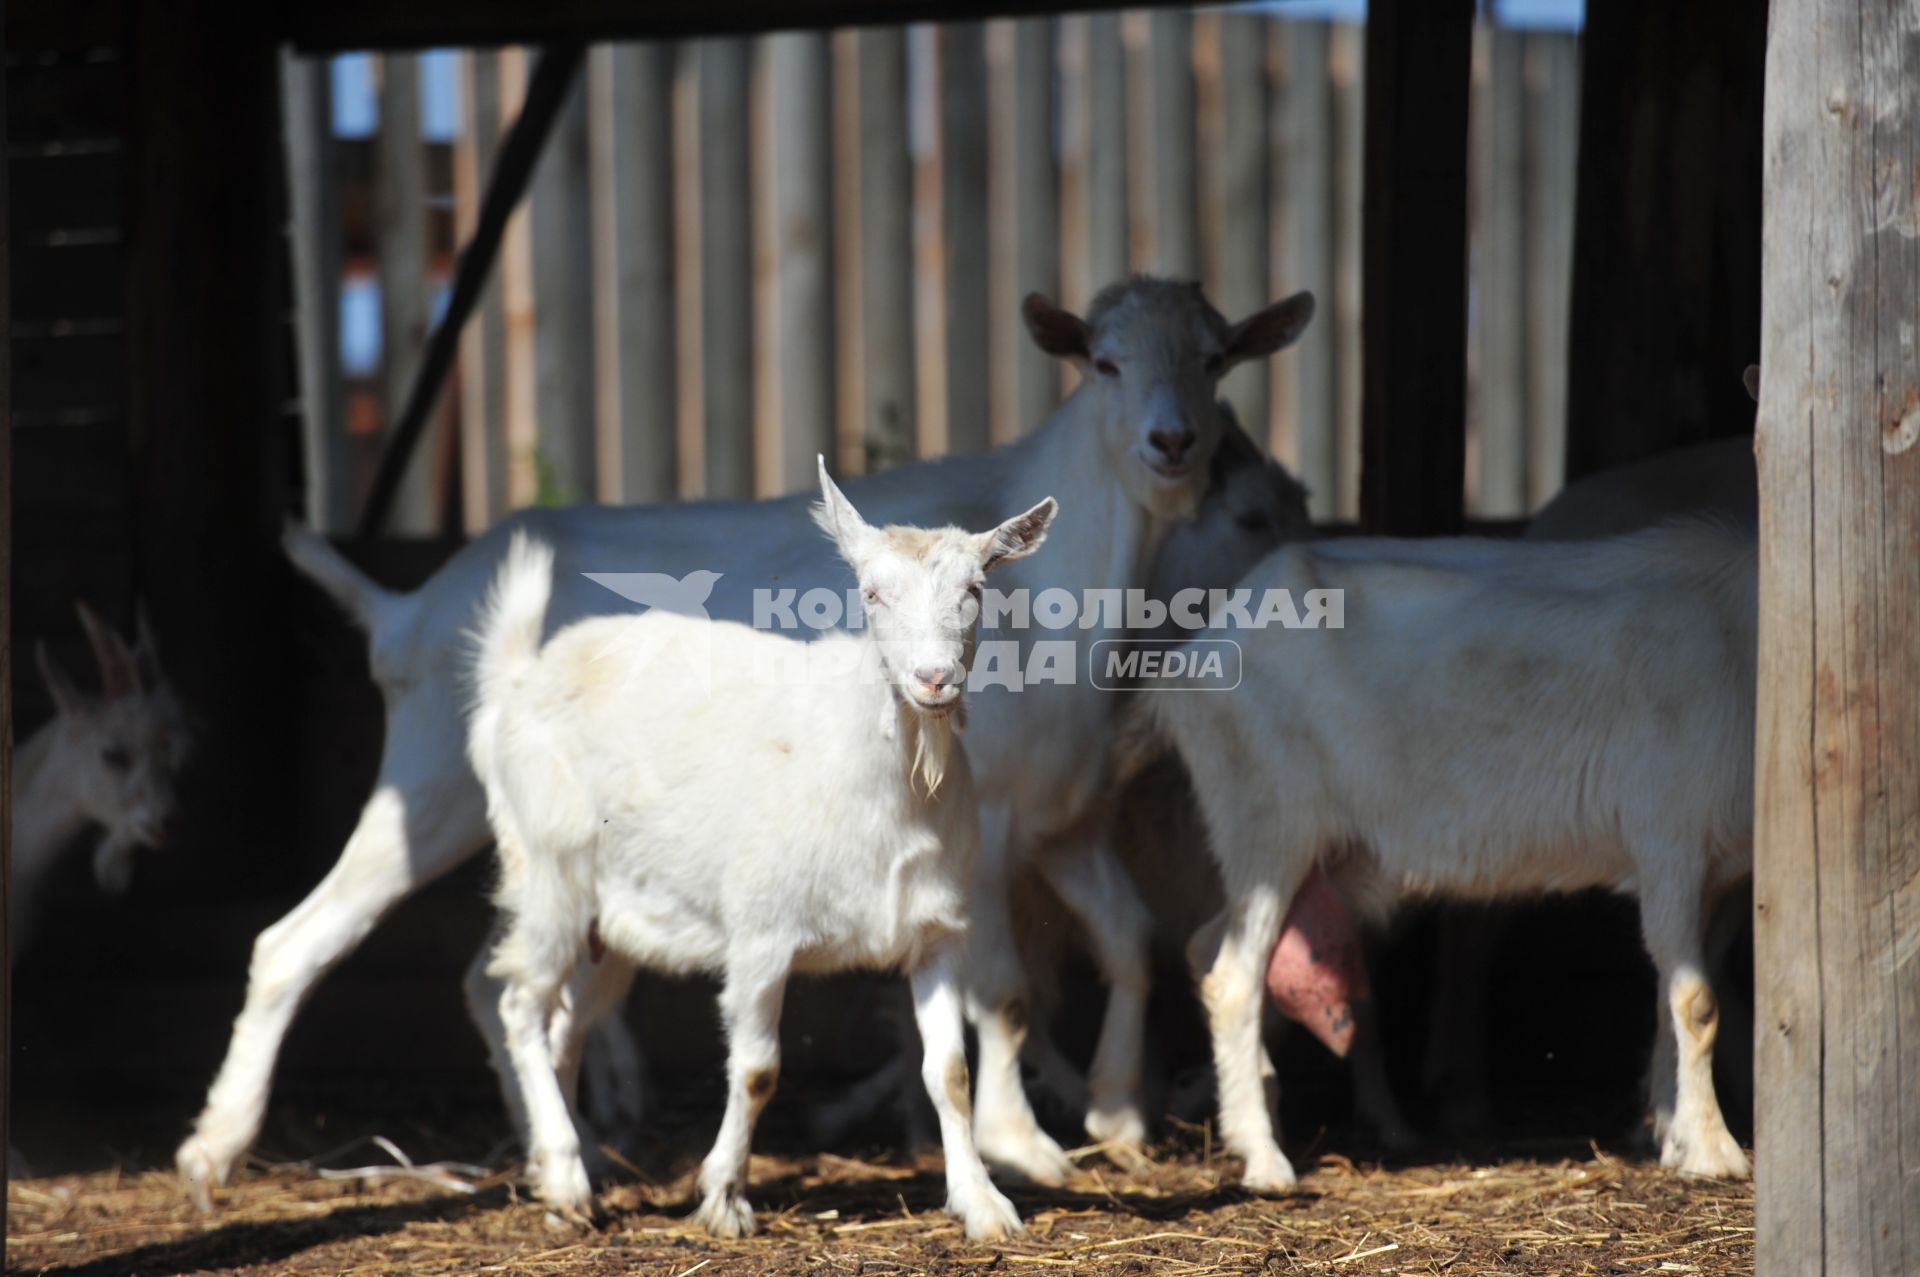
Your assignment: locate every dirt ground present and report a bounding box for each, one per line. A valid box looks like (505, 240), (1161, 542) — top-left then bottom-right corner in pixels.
(9, 1133), (1753, 1277)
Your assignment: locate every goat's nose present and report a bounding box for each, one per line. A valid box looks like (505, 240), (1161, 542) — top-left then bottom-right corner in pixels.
(915, 666), (953, 691)
(1149, 426), (1196, 465)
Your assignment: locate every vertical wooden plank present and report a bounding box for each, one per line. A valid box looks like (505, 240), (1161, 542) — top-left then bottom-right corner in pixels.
(1012, 18), (1058, 435)
(455, 50), (510, 530)
(940, 23), (990, 456)
(856, 29), (915, 472)
(831, 30), (864, 472)
(529, 66), (595, 504)
(1278, 19), (1337, 514)
(699, 39), (754, 498)
(1, 18), (12, 1218)
(374, 55), (439, 533)
(1085, 12), (1127, 293)
(1756, 5), (1920, 1273)
(496, 49), (539, 509)
(1474, 25), (1526, 517)
(1149, 9), (1198, 278)
(1358, 0), (1472, 536)
(1521, 32), (1576, 510)
(1329, 20), (1365, 521)
(280, 51), (348, 533)
(1217, 10), (1269, 435)
(589, 44), (677, 506)
(1565, 0), (1764, 478)
(769, 33), (835, 492)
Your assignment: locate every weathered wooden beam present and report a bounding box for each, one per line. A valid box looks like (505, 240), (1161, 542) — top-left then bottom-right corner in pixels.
(1010, 17), (1058, 434)
(769, 33), (835, 492)
(941, 22), (989, 455)
(454, 50), (511, 528)
(531, 63), (596, 504)
(588, 44), (677, 505)
(1472, 25), (1525, 518)
(1521, 31), (1576, 509)
(856, 28), (915, 471)
(275, 1), (1202, 54)
(1216, 10), (1268, 436)
(1276, 19), (1336, 515)
(1357, 0), (1471, 536)
(1329, 20), (1363, 521)
(280, 50), (350, 532)
(1083, 12), (1127, 293)
(1, 13), (13, 1228)
(1148, 9), (1197, 278)
(1565, 0), (1764, 479)
(375, 54), (441, 534)
(358, 43), (586, 536)
(1754, 2), (1920, 1272)
(697, 38), (753, 498)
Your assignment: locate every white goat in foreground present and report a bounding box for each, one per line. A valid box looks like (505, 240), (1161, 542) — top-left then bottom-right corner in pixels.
(13, 603), (194, 949)
(179, 276), (1314, 1204)
(468, 462), (1054, 1240)
(1142, 519), (1757, 1189)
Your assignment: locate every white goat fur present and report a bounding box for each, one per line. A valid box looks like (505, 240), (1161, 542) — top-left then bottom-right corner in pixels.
(468, 468), (1054, 1239)
(177, 276), (1316, 1202)
(1149, 519), (1758, 1189)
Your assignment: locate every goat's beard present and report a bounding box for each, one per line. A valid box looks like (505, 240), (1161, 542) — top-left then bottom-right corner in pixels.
(909, 709), (956, 798)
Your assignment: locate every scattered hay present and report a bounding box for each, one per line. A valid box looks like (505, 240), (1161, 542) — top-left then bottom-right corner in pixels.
(8, 1143), (1753, 1276)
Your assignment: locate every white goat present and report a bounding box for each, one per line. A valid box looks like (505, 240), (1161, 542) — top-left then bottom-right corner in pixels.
(13, 603), (193, 949)
(1143, 520), (1757, 1189)
(178, 276), (1315, 1202)
(469, 463), (1053, 1239)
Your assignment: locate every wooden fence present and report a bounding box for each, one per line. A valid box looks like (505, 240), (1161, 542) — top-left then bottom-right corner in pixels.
(284, 11), (1581, 535)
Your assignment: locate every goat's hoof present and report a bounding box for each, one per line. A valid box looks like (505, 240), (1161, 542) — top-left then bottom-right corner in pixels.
(175, 1136), (227, 1213)
(1662, 1128), (1750, 1181)
(532, 1153), (597, 1225)
(953, 1187), (1024, 1242)
(694, 1191), (757, 1238)
(976, 1126), (1075, 1187)
(1239, 1149), (1298, 1194)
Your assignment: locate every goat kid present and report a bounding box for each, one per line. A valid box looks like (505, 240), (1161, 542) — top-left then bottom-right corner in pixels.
(469, 463), (1054, 1240)
(1146, 520), (1757, 1190)
(13, 603), (193, 950)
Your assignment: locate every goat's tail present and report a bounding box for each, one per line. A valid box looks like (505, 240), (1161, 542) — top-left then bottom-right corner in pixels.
(282, 519), (408, 639)
(471, 530), (556, 721)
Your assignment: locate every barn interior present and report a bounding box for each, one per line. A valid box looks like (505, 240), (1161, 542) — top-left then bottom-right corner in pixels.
(6, 0), (1765, 1196)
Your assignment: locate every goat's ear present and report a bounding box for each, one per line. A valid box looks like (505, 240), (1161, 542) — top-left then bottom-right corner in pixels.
(131, 600), (164, 693)
(1222, 291), (1315, 369)
(1742, 364), (1760, 404)
(980, 497), (1059, 573)
(37, 641), (85, 717)
(813, 456), (878, 565)
(75, 600), (137, 702)
(1022, 294), (1091, 363)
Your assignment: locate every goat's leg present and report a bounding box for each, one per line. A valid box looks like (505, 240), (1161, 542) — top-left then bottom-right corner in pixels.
(694, 953), (789, 1238)
(1036, 837), (1153, 1156)
(176, 718), (488, 1208)
(910, 936), (1022, 1241)
(1193, 870), (1299, 1193)
(967, 809), (1076, 1185)
(554, 956), (644, 1136)
(495, 945), (595, 1222)
(1639, 859), (1749, 1180)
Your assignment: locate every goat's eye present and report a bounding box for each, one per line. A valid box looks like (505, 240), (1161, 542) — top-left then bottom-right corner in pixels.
(1094, 358), (1119, 378)
(863, 586), (881, 606)
(101, 745), (132, 771)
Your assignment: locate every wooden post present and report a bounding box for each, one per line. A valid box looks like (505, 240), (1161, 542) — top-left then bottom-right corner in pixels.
(1754, 2), (1920, 1272)
(375, 54), (440, 533)
(1565, 0), (1764, 478)
(940, 23), (990, 456)
(589, 44), (677, 506)
(1473, 25), (1525, 517)
(455, 50), (511, 529)
(1278, 20), (1337, 514)
(1330, 20), (1364, 521)
(280, 51), (349, 532)
(1521, 32), (1576, 509)
(1, 16), (12, 1221)
(857, 29), (915, 471)
(1149, 10), (1197, 278)
(1084, 12), (1127, 293)
(1216, 10), (1268, 436)
(530, 66), (595, 504)
(699, 39), (754, 498)
(1358, 0), (1471, 536)
(1011, 18), (1058, 435)
(768, 33), (834, 492)
(497, 50), (539, 508)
